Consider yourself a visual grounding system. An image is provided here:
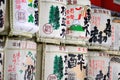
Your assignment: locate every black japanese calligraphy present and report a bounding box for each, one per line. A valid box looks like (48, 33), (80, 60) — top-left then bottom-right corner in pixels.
(118, 73), (120, 80)
(34, 0), (38, 8)
(84, 17), (88, 26)
(89, 19), (111, 44)
(0, 10), (4, 28)
(83, 24), (90, 37)
(77, 54), (85, 71)
(0, 53), (2, 65)
(68, 54), (86, 71)
(83, 8), (91, 37)
(60, 6), (66, 38)
(95, 70), (103, 80)
(0, 53), (2, 80)
(89, 26), (98, 43)
(0, 72), (1, 80)
(61, 18), (66, 26)
(68, 54), (77, 68)
(34, 11), (39, 25)
(103, 19), (111, 37)
(60, 28), (66, 38)
(87, 9), (91, 21)
(61, 6), (66, 16)
(98, 31), (103, 44)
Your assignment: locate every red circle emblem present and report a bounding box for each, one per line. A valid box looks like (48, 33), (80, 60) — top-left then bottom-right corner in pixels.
(43, 23), (53, 34)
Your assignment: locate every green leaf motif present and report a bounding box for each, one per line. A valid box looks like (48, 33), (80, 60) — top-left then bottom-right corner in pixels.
(28, 3), (33, 7)
(28, 14), (34, 23)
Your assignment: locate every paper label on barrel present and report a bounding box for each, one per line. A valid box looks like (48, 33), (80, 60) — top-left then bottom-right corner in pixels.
(39, 1), (66, 39)
(111, 23), (120, 50)
(110, 57), (120, 80)
(12, 0), (39, 35)
(88, 52), (109, 80)
(44, 45), (88, 80)
(66, 5), (91, 41)
(5, 50), (36, 80)
(89, 9), (112, 47)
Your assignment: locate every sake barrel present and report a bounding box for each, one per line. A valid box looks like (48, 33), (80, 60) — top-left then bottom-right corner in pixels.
(90, 9), (112, 47)
(43, 45), (67, 80)
(4, 39), (37, 80)
(9, 0), (39, 37)
(88, 52), (110, 80)
(110, 56), (120, 80)
(0, 0), (6, 32)
(111, 21), (120, 50)
(66, 46), (88, 80)
(0, 36), (5, 80)
(66, 0), (91, 43)
(38, 0), (66, 41)
(0, 52), (3, 80)
(0, 0), (9, 35)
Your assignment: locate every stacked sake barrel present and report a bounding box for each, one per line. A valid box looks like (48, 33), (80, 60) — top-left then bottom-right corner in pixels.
(109, 56), (120, 80)
(90, 8), (112, 49)
(9, 0), (39, 37)
(0, 0), (120, 80)
(66, 0), (91, 45)
(4, 39), (37, 80)
(38, 0), (67, 44)
(0, 0), (8, 35)
(0, 37), (5, 80)
(87, 52), (110, 80)
(0, 0), (39, 80)
(42, 44), (88, 80)
(111, 18), (120, 51)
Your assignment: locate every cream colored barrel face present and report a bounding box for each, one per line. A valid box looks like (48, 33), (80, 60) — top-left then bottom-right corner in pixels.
(88, 52), (110, 80)
(4, 40), (37, 80)
(39, 0), (66, 39)
(66, 0), (91, 42)
(90, 9), (112, 47)
(43, 45), (88, 80)
(10, 0), (39, 37)
(110, 57), (120, 80)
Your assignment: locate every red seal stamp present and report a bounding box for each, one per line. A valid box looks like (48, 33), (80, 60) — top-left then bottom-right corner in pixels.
(43, 23), (53, 34)
(47, 74), (57, 80)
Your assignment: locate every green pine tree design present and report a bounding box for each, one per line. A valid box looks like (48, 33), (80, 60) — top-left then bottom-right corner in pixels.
(58, 56), (64, 80)
(49, 5), (60, 30)
(53, 6), (60, 30)
(53, 55), (59, 74)
(49, 5), (55, 25)
(28, 3), (33, 7)
(53, 55), (63, 80)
